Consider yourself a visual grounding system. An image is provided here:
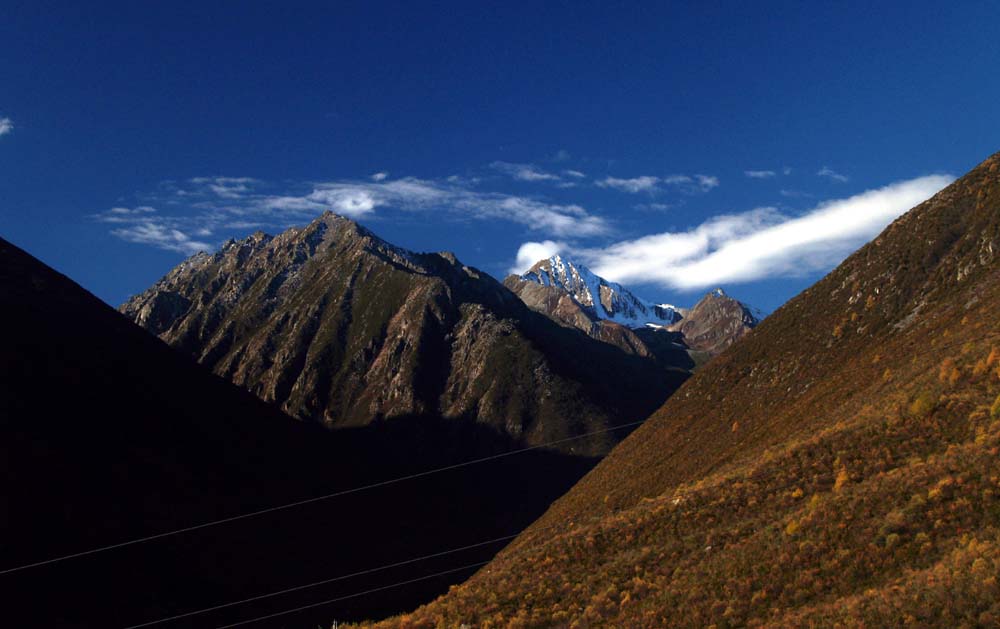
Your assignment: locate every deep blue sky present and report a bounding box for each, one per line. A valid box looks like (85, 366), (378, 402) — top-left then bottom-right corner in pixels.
(2, 1), (998, 313)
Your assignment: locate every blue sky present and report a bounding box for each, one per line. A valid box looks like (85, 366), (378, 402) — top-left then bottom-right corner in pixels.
(1, 1), (998, 313)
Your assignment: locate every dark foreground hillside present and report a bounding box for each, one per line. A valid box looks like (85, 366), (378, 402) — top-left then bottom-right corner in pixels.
(0, 238), (598, 628)
(360, 153), (1000, 627)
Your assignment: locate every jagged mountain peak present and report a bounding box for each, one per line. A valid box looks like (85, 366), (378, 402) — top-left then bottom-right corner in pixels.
(517, 255), (682, 327)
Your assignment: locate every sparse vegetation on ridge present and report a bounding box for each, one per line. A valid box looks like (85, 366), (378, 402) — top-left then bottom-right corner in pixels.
(352, 152), (1000, 628)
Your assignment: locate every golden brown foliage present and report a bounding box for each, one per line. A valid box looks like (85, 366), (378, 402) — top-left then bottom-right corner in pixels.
(354, 152), (1000, 629)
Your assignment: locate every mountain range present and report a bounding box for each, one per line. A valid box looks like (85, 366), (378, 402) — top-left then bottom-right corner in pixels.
(357, 151), (1000, 627)
(119, 212), (701, 455)
(1, 206), (761, 626)
(9, 150), (998, 629)
(505, 257), (760, 362)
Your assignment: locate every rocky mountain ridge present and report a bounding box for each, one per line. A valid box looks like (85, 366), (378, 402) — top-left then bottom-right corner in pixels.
(121, 212), (687, 455)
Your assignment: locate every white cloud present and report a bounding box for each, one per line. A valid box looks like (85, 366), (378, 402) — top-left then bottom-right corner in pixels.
(599, 174), (718, 194)
(371, 172), (389, 182)
(511, 240), (565, 274)
(695, 174), (720, 191)
(108, 206), (156, 216)
(818, 166), (849, 183)
(110, 221), (212, 255)
(563, 169), (586, 178)
(256, 177), (609, 235)
(562, 174), (952, 291)
(745, 170), (776, 179)
(110, 174), (609, 248)
(92, 206), (216, 254)
(190, 176), (258, 199)
(491, 161), (561, 182)
(0, 117), (12, 137)
(635, 202), (673, 212)
(597, 175), (660, 193)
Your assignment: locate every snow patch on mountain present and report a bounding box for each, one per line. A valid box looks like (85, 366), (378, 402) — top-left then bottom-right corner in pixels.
(520, 255), (683, 328)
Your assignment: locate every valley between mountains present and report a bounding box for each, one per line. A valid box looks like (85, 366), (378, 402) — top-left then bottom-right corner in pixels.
(354, 151), (1000, 627)
(3, 152), (999, 628)
(0, 208), (753, 627)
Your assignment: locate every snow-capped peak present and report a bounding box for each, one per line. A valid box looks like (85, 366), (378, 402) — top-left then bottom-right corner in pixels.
(520, 256), (682, 328)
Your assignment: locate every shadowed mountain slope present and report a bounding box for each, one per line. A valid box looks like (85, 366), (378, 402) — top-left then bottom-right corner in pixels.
(360, 153), (1000, 627)
(0, 237), (603, 628)
(121, 212), (687, 455)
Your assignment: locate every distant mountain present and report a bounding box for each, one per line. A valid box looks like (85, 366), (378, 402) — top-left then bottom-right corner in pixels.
(121, 212), (686, 455)
(504, 256), (760, 362)
(513, 255), (682, 328)
(667, 287), (761, 355)
(361, 152), (1000, 627)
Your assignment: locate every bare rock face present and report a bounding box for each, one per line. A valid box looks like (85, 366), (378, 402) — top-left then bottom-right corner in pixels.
(666, 288), (761, 355)
(121, 212), (685, 454)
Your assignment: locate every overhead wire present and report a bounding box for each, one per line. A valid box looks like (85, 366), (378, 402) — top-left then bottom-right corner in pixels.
(0, 418), (646, 576)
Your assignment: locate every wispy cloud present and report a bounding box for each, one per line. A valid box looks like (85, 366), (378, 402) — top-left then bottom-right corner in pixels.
(103, 206), (158, 219)
(371, 172), (389, 182)
(745, 170), (776, 179)
(634, 202), (673, 212)
(597, 175), (660, 193)
(95, 172), (611, 254)
(255, 178), (608, 235)
(111, 223), (213, 255)
(190, 176), (257, 199)
(516, 174), (951, 291)
(0, 117), (13, 137)
(93, 207), (213, 255)
(598, 173), (719, 194)
(563, 169), (586, 178)
(817, 166), (849, 183)
(491, 161), (561, 182)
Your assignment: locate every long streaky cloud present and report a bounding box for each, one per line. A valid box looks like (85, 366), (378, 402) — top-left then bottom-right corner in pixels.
(516, 174), (952, 290)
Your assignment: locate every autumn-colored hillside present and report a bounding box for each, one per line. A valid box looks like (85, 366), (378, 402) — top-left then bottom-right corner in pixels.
(358, 152), (1000, 628)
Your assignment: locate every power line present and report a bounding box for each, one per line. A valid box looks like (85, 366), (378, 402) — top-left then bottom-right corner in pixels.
(122, 532), (523, 628)
(212, 561), (490, 629)
(201, 327), (1000, 628)
(0, 419), (645, 576)
(5, 325), (997, 586)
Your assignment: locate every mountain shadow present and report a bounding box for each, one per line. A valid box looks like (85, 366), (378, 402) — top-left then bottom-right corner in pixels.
(0, 237), (599, 627)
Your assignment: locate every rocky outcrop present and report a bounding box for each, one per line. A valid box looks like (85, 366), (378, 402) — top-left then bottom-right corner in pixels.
(666, 288), (761, 355)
